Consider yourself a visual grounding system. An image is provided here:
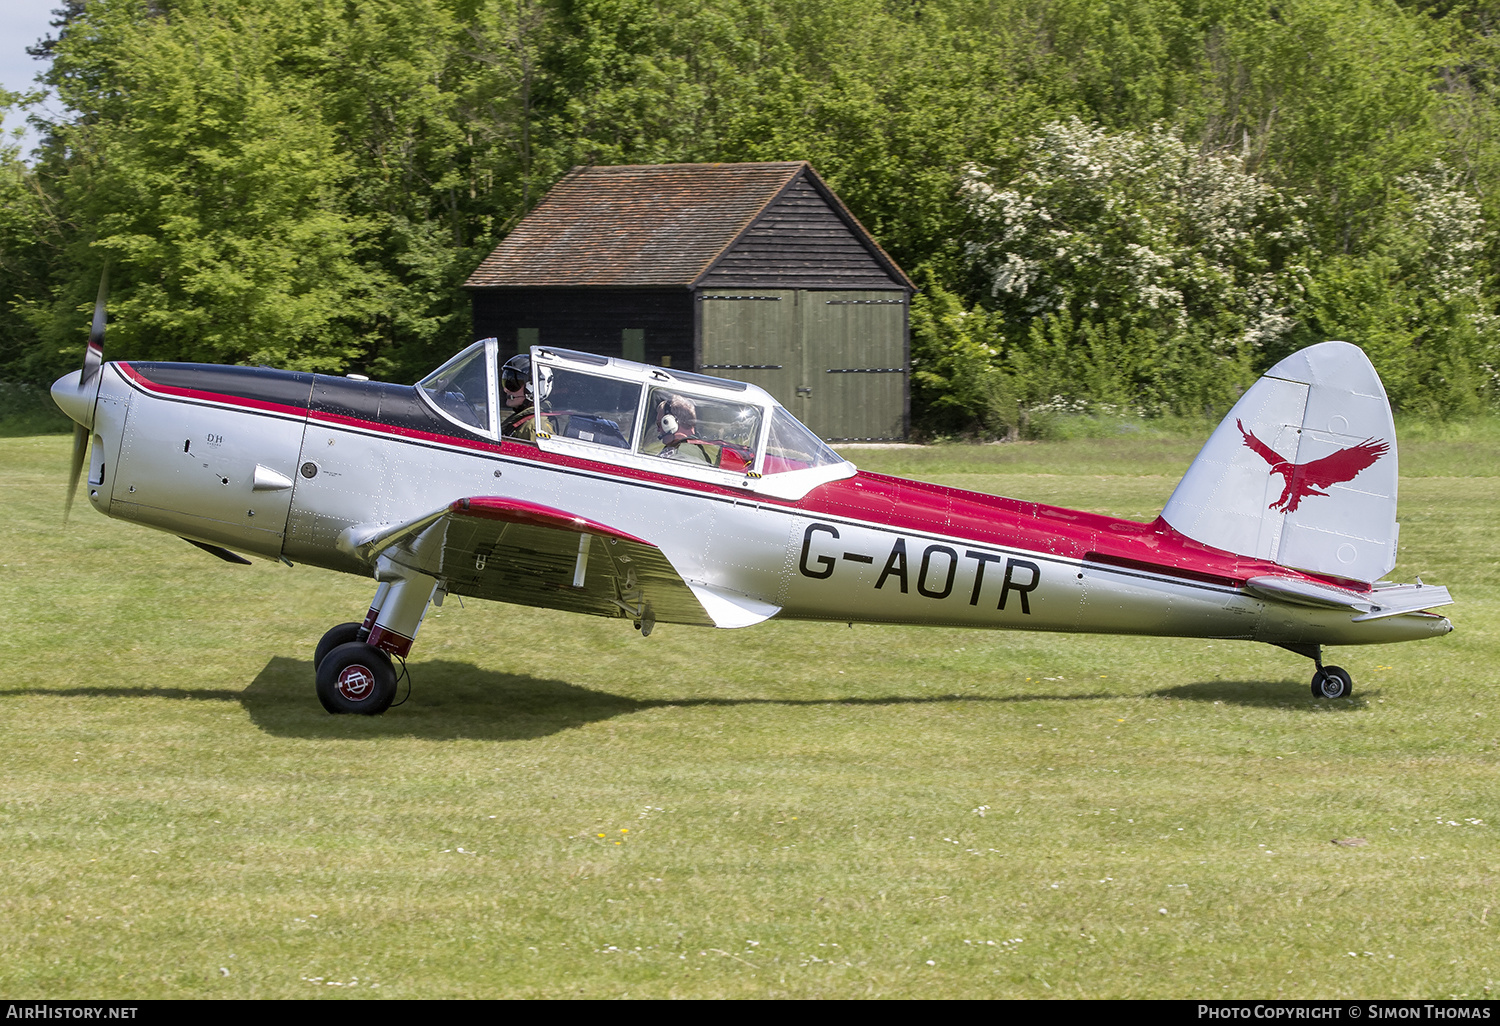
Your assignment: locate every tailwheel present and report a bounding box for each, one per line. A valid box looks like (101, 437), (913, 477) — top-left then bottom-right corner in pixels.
(314, 621), (366, 671)
(316, 642), (397, 715)
(1311, 665), (1354, 700)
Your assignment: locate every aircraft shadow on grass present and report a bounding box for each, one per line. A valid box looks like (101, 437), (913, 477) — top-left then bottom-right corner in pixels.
(236, 658), (1129, 741)
(1152, 680), (1374, 710)
(0, 660), (1358, 740)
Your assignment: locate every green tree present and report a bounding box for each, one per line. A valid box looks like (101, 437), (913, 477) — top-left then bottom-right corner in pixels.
(32, 0), (388, 373)
(1305, 161), (1498, 413)
(6, 0), (1499, 424)
(1196, 0), (1445, 254)
(0, 89), (60, 380)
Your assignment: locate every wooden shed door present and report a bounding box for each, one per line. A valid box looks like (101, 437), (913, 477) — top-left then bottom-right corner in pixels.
(698, 290), (800, 406)
(800, 291), (907, 440)
(699, 288), (906, 440)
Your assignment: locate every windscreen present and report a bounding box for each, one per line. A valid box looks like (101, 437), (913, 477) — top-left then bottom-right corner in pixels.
(763, 408), (844, 475)
(417, 344), (490, 431)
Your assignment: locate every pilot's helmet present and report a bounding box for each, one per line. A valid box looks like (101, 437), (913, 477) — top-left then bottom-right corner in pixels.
(501, 355), (552, 403)
(501, 354), (531, 398)
(655, 394), (697, 439)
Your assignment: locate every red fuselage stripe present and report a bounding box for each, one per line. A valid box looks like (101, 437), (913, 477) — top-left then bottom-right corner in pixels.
(450, 496), (653, 546)
(117, 362), (1369, 595)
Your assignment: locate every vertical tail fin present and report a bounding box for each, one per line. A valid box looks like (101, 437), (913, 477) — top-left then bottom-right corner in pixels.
(1161, 342), (1398, 584)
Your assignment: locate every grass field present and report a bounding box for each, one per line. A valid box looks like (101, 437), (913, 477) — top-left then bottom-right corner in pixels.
(1, 430), (1496, 999)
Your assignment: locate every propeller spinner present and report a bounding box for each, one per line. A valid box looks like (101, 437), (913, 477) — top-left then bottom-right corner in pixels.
(51, 267), (109, 521)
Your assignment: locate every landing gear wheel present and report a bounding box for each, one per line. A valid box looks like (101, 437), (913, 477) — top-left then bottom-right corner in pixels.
(1311, 665), (1353, 699)
(314, 622), (365, 671)
(316, 642), (397, 715)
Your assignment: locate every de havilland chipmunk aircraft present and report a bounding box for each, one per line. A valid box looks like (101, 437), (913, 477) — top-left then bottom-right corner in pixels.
(50, 288), (1453, 714)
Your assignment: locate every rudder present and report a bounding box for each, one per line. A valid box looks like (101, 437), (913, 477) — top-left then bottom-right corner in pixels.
(1161, 342), (1398, 584)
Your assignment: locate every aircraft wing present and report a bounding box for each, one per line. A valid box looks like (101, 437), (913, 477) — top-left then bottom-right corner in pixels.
(336, 496), (779, 629)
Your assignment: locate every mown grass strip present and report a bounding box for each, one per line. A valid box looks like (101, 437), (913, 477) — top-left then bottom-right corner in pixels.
(1, 434), (1495, 998)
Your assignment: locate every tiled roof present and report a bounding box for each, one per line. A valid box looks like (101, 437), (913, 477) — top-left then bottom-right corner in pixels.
(463, 162), (910, 290)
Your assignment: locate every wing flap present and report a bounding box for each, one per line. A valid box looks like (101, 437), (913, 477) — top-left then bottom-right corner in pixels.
(438, 512), (713, 625)
(338, 496), (776, 629)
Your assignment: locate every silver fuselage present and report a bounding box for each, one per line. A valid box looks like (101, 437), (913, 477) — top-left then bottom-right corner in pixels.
(74, 359), (1452, 650)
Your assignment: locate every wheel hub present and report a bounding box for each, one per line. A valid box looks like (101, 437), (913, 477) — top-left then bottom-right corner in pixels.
(336, 663), (376, 701)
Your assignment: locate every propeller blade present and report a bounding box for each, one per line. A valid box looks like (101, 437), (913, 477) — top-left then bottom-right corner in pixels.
(64, 423), (88, 523)
(63, 265), (108, 522)
(83, 264), (108, 384)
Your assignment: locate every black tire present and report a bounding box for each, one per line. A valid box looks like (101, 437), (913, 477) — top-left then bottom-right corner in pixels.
(316, 642), (397, 715)
(1311, 665), (1353, 699)
(314, 622), (365, 671)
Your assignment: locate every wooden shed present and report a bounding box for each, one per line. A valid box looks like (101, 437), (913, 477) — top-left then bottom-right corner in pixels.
(463, 161), (915, 441)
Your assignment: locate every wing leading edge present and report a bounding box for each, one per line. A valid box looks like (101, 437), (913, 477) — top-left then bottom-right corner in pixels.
(336, 496), (779, 630)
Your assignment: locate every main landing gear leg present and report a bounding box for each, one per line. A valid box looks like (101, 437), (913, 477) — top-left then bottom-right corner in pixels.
(312, 582), (388, 672)
(1276, 643), (1354, 700)
(316, 572), (439, 716)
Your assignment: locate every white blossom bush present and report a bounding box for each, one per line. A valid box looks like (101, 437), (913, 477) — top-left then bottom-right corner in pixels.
(956, 118), (1315, 413)
(920, 123), (1499, 432)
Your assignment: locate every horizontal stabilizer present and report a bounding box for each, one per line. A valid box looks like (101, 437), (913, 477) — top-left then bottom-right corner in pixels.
(1245, 575), (1453, 619)
(1245, 575), (1377, 611)
(1353, 582), (1455, 621)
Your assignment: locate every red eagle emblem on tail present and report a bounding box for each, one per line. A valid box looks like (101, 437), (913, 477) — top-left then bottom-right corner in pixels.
(1237, 419), (1388, 513)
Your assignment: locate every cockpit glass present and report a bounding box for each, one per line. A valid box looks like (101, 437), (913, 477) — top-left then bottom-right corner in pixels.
(417, 345), (490, 430)
(542, 368), (642, 449)
(764, 408), (843, 474)
(640, 388), (762, 472)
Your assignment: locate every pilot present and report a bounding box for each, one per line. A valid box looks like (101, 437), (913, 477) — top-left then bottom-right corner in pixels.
(500, 354), (550, 440)
(652, 394), (719, 466)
